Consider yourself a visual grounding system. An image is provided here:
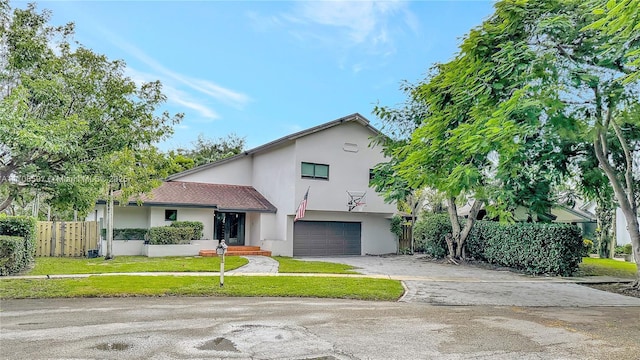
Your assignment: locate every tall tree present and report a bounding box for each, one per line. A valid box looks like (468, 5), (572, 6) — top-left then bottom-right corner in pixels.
(0, 2), (181, 214)
(186, 133), (245, 168)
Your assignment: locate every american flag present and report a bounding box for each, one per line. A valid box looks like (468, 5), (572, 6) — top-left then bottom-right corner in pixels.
(294, 187), (309, 222)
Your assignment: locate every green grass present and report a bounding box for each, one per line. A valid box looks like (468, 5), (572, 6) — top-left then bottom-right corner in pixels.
(26, 256), (248, 275)
(578, 257), (638, 278)
(274, 256), (359, 274)
(0, 276), (404, 301)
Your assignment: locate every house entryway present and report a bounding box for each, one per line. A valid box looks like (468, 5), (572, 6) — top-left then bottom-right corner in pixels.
(293, 221), (361, 256)
(215, 212), (245, 245)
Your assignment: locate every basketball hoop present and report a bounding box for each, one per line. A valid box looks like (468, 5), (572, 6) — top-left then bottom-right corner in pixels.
(347, 191), (367, 212)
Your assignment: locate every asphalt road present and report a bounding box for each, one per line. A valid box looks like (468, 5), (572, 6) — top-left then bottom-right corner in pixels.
(1, 297), (639, 360)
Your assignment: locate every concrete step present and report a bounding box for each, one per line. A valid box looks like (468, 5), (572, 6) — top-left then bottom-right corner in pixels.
(199, 247), (272, 257)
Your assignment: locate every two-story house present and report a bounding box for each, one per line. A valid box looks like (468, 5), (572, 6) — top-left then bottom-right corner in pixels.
(93, 113), (397, 256)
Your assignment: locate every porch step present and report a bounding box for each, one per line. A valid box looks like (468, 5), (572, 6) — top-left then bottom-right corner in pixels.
(199, 246), (272, 257)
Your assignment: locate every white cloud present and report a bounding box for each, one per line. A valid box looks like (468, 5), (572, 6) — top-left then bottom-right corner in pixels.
(249, 1), (417, 73)
(125, 68), (220, 121)
(114, 40), (250, 109)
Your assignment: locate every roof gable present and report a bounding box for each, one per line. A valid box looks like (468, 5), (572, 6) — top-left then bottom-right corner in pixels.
(168, 113), (380, 181)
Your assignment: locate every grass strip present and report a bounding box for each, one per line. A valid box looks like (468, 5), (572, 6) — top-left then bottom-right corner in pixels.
(578, 257), (637, 278)
(26, 256), (248, 275)
(274, 256), (359, 274)
(0, 276), (404, 301)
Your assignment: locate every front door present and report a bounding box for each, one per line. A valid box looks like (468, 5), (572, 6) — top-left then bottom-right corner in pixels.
(214, 212), (245, 245)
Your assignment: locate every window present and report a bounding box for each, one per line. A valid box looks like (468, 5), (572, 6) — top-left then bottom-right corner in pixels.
(301, 162), (329, 180)
(369, 169), (375, 181)
(164, 209), (177, 221)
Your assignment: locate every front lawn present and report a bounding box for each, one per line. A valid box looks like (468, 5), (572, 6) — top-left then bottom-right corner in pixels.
(0, 276), (404, 301)
(26, 256), (248, 275)
(577, 257), (637, 278)
(274, 256), (359, 274)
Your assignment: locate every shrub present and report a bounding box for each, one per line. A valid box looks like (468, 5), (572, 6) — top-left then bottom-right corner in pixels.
(148, 226), (194, 245)
(390, 215), (403, 238)
(623, 243), (633, 255)
(0, 215), (37, 275)
(0, 235), (26, 276)
(170, 221), (204, 240)
(582, 239), (594, 257)
(466, 221), (583, 276)
(614, 245), (626, 256)
(413, 213), (451, 258)
(101, 228), (149, 240)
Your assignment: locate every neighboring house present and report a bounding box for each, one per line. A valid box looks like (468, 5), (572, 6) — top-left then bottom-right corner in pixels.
(92, 113), (397, 256)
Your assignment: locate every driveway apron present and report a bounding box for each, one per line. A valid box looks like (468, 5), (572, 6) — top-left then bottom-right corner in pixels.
(300, 255), (640, 307)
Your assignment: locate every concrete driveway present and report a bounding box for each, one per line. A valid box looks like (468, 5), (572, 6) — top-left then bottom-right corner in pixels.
(300, 255), (640, 307)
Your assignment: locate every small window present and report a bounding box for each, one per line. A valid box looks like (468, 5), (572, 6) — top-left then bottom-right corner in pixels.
(301, 162), (329, 180)
(165, 209), (177, 221)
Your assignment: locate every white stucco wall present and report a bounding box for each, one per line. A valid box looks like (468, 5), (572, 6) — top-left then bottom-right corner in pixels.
(112, 206), (150, 229)
(176, 156), (253, 185)
(293, 121), (396, 214)
(616, 207), (633, 245)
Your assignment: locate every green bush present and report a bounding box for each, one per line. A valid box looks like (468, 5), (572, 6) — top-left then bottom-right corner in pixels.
(0, 215), (37, 275)
(582, 239), (594, 257)
(170, 221), (204, 240)
(390, 215), (403, 238)
(614, 245), (626, 256)
(148, 226), (194, 245)
(623, 243), (633, 255)
(0, 235), (26, 276)
(101, 228), (149, 240)
(413, 213), (451, 258)
(466, 221), (583, 276)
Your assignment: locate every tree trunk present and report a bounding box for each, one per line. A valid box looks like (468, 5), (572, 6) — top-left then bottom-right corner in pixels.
(593, 128), (640, 288)
(105, 186), (114, 260)
(446, 197), (461, 258)
(0, 194), (14, 212)
(457, 199), (483, 258)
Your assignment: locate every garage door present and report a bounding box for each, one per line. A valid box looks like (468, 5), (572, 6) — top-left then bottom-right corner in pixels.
(293, 221), (361, 256)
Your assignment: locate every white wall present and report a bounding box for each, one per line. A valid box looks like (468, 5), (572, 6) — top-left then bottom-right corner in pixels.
(148, 207), (215, 240)
(176, 157), (253, 185)
(293, 121), (396, 214)
(113, 206), (150, 229)
(616, 208), (633, 245)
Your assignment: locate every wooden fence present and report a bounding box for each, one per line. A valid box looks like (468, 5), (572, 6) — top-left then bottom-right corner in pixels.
(398, 224), (412, 250)
(36, 221), (99, 257)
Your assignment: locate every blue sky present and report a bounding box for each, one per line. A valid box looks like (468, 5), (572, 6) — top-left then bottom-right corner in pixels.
(26, 1), (496, 151)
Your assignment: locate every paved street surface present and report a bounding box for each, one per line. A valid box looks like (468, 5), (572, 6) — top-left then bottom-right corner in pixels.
(1, 297), (639, 360)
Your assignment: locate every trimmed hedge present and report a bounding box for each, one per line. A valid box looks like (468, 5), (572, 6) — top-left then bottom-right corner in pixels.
(0, 235), (26, 276)
(148, 226), (194, 245)
(170, 221), (203, 240)
(466, 221), (583, 276)
(413, 213), (453, 258)
(0, 215), (37, 276)
(101, 228), (149, 240)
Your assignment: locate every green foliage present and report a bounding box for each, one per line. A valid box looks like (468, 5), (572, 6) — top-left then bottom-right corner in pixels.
(0, 3), (182, 213)
(170, 221), (204, 240)
(413, 213), (451, 258)
(466, 221), (583, 276)
(0, 215), (37, 274)
(623, 243), (633, 255)
(147, 226), (193, 245)
(101, 228), (149, 240)
(582, 239), (595, 257)
(0, 235), (26, 276)
(390, 215), (403, 238)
